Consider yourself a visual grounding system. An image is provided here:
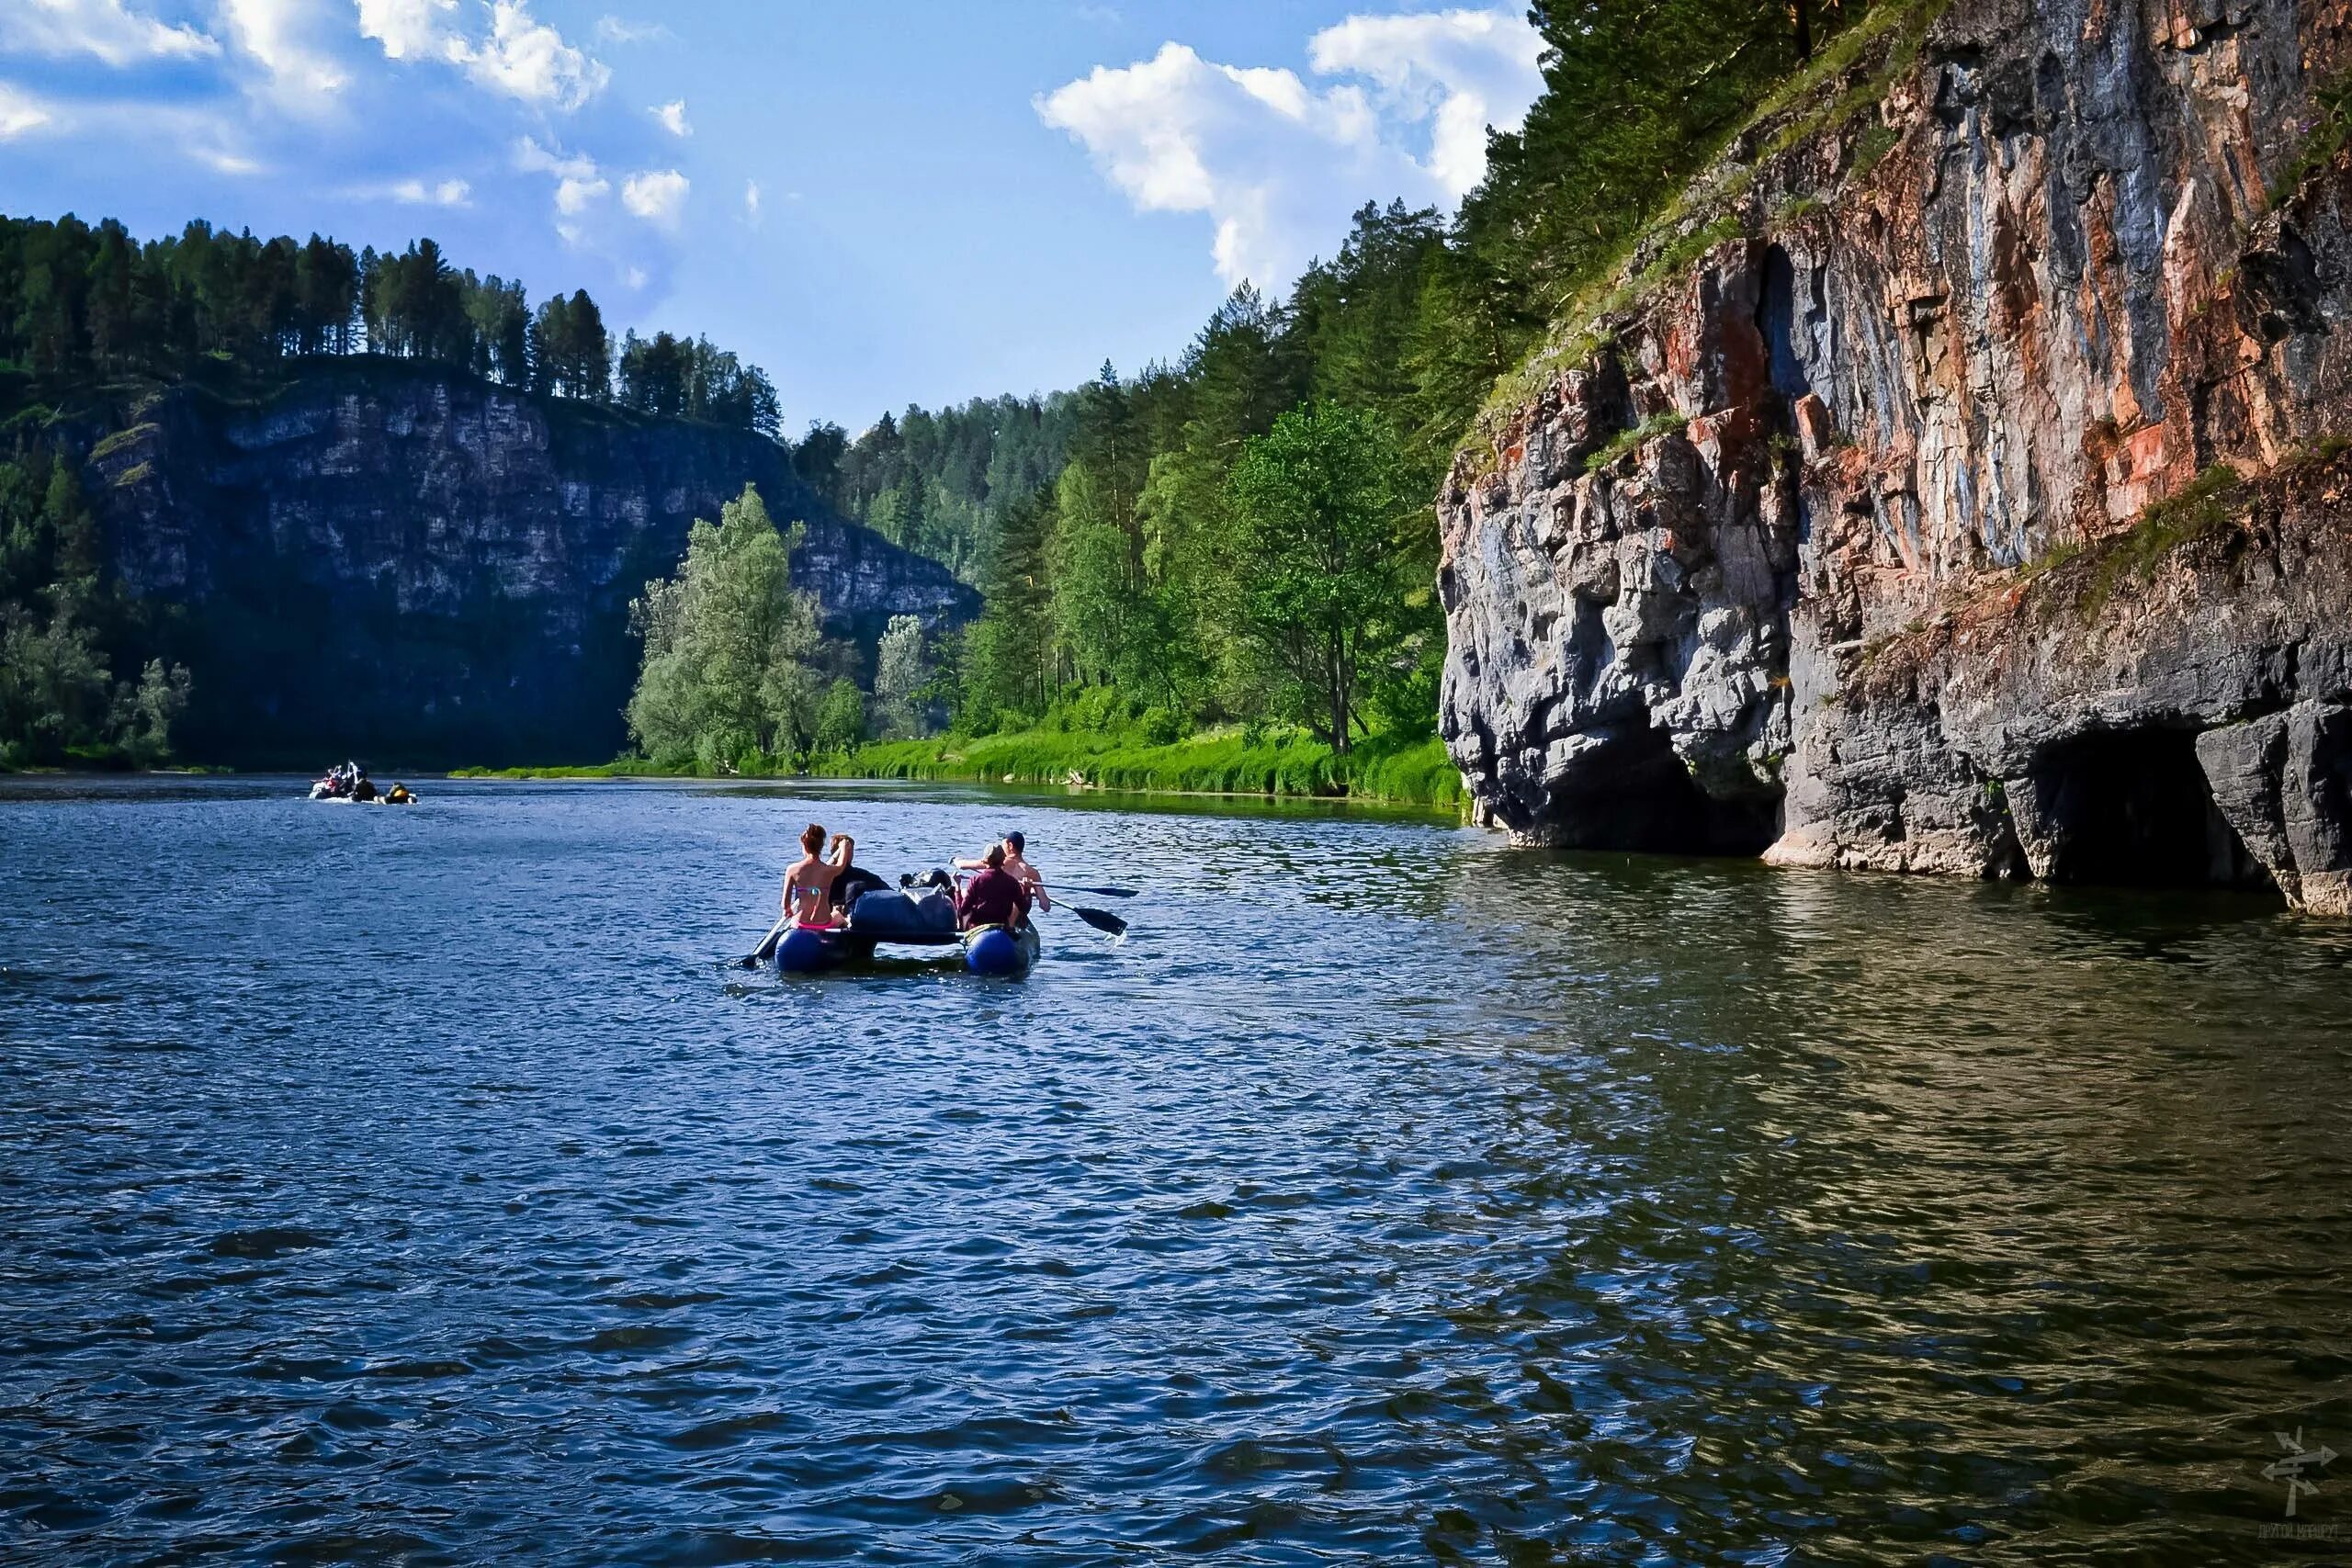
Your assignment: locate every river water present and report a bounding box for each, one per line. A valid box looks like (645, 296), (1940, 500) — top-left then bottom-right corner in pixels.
(2, 775), (2348, 1564)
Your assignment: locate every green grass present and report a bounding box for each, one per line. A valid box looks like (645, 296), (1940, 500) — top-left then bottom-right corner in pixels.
(2267, 67), (2352, 210)
(2075, 463), (2246, 621)
(818, 726), (1465, 808)
(88, 422), (158, 461)
(450, 727), (1467, 809)
(1585, 410), (1688, 473)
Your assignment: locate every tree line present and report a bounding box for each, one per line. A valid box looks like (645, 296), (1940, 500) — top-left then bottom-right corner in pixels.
(0, 215), (780, 435)
(793, 0), (1855, 754)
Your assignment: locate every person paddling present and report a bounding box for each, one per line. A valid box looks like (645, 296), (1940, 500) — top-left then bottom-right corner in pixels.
(784, 824), (855, 926)
(956, 830), (1050, 914)
(955, 842), (1032, 932)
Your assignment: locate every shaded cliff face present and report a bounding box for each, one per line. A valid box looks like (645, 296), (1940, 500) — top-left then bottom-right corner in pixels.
(1441, 0), (2352, 909)
(80, 362), (978, 767)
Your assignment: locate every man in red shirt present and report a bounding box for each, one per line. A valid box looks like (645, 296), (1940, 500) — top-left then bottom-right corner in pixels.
(955, 842), (1032, 931)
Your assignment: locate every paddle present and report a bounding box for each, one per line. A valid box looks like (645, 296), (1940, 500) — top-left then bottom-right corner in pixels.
(1061, 903), (1127, 937)
(741, 911), (791, 967)
(1051, 884), (1138, 897)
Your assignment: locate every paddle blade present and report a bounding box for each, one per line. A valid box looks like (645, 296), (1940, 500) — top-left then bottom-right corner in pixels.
(1071, 905), (1127, 936)
(1059, 885), (1137, 898)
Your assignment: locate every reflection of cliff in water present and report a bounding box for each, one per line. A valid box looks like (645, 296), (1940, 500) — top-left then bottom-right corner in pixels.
(1425, 843), (2349, 1557)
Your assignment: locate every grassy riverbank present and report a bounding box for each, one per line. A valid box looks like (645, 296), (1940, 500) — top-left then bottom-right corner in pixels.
(453, 726), (1467, 809)
(817, 728), (1464, 807)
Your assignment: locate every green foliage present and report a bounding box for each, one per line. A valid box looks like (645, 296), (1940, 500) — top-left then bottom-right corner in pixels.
(1227, 403), (1417, 750)
(1586, 411), (1689, 473)
(2077, 465), (2246, 621)
(622, 485), (843, 769)
(871, 614), (930, 739)
(814, 676), (867, 754)
(0, 448), (191, 766)
(820, 724), (1463, 808)
(2267, 67), (2352, 209)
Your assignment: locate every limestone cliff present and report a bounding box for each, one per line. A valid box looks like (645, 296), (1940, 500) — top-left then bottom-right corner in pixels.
(74, 360), (977, 767)
(1439, 0), (2352, 910)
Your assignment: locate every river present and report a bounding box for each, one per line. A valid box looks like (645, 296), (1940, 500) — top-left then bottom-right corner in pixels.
(2, 774), (2347, 1563)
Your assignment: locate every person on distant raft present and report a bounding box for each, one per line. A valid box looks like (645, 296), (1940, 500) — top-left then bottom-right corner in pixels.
(956, 830), (1050, 914)
(955, 842), (1032, 932)
(783, 825), (854, 926)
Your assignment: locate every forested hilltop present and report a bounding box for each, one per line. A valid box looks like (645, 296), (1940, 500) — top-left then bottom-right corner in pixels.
(805, 0), (1851, 780)
(0, 212), (805, 768)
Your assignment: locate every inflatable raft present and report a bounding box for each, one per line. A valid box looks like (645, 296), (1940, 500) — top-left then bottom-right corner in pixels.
(775, 886), (1041, 978)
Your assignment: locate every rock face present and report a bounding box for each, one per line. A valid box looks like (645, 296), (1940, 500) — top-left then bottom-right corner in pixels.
(1440, 0), (2352, 910)
(79, 361), (977, 766)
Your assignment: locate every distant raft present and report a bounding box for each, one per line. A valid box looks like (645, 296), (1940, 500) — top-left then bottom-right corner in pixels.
(774, 886), (1040, 978)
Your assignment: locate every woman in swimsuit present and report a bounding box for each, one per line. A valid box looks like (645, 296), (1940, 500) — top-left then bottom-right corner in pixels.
(783, 824), (855, 926)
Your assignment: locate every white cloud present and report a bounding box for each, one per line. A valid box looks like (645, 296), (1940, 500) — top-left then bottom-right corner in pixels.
(0, 83), (56, 137)
(593, 14), (667, 45)
(513, 133), (594, 180)
(624, 265), (647, 288)
(650, 96), (687, 136)
(1307, 7), (1542, 197)
(353, 0), (453, 60)
(1038, 7), (1542, 288)
(556, 174), (606, 213)
(0, 0), (219, 66)
(514, 134), (607, 221)
(450, 0), (607, 109)
(741, 178), (761, 226)
(198, 146), (263, 174)
(390, 175), (470, 204)
(621, 167), (687, 228)
(360, 0), (605, 108)
(221, 0), (349, 100)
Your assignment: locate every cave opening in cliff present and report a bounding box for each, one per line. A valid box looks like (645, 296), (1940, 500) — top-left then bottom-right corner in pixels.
(1553, 725), (1781, 857)
(2030, 728), (2276, 892)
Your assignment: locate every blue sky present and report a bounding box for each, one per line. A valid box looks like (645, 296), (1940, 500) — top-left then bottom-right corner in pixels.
(0, 0), (1543, 432)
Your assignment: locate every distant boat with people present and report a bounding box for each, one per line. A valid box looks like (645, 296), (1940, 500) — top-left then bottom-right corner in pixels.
(308, 762), (416, 805)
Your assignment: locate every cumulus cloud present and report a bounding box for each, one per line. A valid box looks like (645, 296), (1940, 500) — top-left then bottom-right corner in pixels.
(621, 167), (687, 229)
(454, 0), (607, 108)
(1307, 7), (1542, 197)
(0, 0), (219, 65)
(0, 82), (56, 137)
(1038, 6), (1542, 288)
(514, 133), (608, 221)
(650, 96), (687, 136)
(742, 178), (761, 226)
(354, 0), (453, 60)
(357, 0), (607, 110)
(221, 0), (349, 100)
(391, 175), (470, 205)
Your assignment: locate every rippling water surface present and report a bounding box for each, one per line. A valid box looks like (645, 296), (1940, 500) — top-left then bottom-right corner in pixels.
(3, 774), (2350, 1564)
